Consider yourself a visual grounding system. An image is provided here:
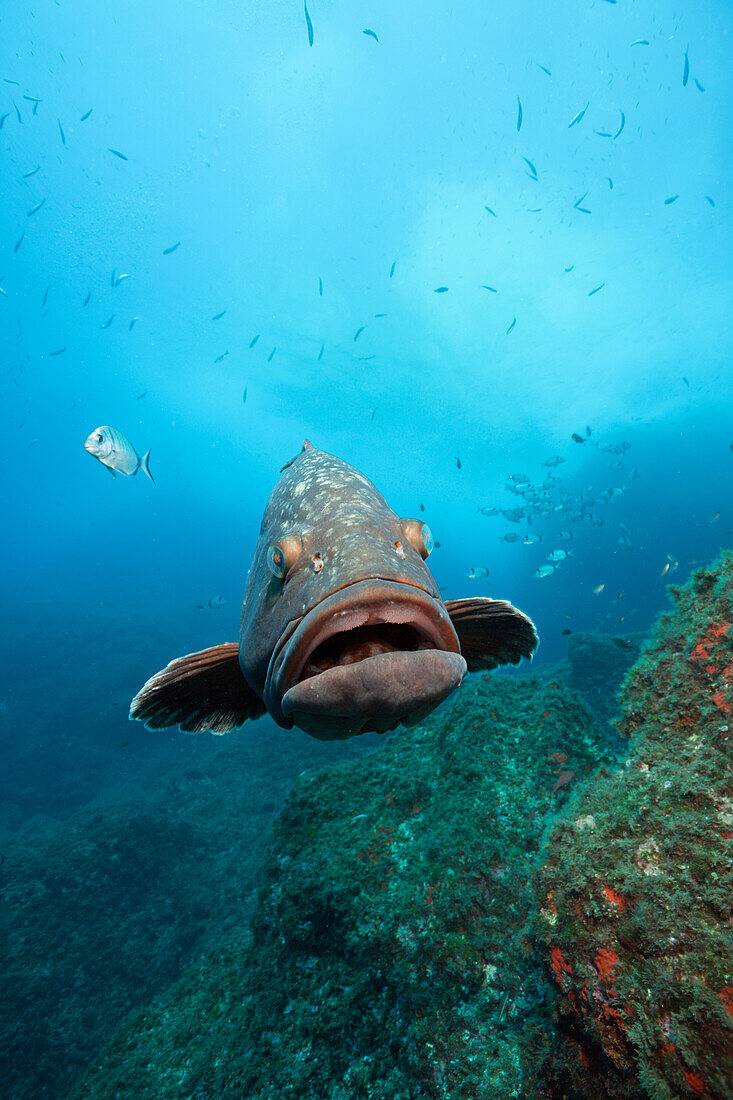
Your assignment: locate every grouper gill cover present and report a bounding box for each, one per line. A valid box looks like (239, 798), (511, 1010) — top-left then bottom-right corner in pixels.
(130, 441), (538, 739)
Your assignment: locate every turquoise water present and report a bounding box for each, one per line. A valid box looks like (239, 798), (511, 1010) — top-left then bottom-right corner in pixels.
(1, 1), (731, 1096)
(3, 0), (731, 659)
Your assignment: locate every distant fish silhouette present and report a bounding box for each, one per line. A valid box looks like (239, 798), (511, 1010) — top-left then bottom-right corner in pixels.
(304, 0), (314, 46)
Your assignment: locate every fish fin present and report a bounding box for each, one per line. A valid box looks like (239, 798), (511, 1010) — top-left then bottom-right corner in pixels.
(140, 449), (154, 483)
(444, 597), (538, 671)
(105, 465), (116, 478)
(130, 643), (265, 733)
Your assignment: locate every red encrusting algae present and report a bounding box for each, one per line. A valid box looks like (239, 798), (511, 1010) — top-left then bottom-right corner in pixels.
(684, 1069), (705, 1096)
(594, 947), (619, 982)
(602, 886), (627, 911)
(550, 946), (572, 985)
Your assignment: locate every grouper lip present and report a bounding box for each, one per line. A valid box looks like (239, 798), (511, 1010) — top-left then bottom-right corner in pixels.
(264, 578), (463, 730)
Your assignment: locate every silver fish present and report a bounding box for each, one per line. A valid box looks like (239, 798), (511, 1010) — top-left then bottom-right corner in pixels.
(535, 564), (556, 579)
(568, 102), (589, 128)
(467, 566), (490, 580)
(130, 441), (537, 740)
(84, 425), (153, 481)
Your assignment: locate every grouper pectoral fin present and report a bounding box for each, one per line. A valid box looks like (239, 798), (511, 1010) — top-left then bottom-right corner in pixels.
(129, 643), (266, 733)
(444, 597), (539, 671)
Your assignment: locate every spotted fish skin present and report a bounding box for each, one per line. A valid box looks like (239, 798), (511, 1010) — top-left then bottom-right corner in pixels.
(240, 443), (443, 699)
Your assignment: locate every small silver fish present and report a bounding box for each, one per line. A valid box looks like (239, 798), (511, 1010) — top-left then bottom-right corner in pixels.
(568, 102), (589, 128)
(84, 425), (154, 481)
(535, 564), (556, 579)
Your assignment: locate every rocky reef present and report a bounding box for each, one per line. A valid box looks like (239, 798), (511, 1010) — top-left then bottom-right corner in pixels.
(537, 553), (733, 1098)
(7, 559), (730, 1100)
(564, 630), (645, 727)
(70, 675), (615, 1100)
(0, 719), (373, 1100)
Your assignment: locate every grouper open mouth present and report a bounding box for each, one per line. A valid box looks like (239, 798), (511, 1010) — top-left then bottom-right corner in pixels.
(264, 579), (467, 739)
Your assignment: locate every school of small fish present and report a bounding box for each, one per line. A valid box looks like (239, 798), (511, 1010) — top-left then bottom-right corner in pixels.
(464, 419), (709, 632)
(0, 6), (724, 644)
(0, 6), (715, 410)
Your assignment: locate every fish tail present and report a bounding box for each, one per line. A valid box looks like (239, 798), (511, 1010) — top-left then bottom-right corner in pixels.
(140, 449), (154, 483)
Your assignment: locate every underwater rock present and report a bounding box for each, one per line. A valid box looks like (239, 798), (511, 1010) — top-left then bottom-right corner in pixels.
(537, 553), (733, 1099)
(70, 675), (616, 1100)
(1, 724), (370, 1100)
(564, 630), (645, 725)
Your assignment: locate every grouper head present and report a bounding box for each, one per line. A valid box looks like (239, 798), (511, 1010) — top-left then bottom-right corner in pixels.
(240, 441), (465, 738)
(130, 442), (538, 740)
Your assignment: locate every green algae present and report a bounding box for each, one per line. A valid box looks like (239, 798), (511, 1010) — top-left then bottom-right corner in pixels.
(537, 553), (733, 1099)
(70, 675), (617, 1100)
(1, 723), (371, 1100)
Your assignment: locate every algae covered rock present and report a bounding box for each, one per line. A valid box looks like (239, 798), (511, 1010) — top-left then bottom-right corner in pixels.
(537, 553), (733, 1099)
(1, 723), (366, 1100)
(565, 631), (645, 725)
(71, 675), (615, 1100)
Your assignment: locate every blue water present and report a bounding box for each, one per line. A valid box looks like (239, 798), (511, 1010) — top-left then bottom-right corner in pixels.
(1, 4), (732, 1096)
(2, 0), (731, 672)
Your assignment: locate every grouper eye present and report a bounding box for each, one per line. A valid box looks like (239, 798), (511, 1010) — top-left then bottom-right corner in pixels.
(267, 545), (287, 578)
(400, 519), (434, 560)
(266, 534), (303, 580)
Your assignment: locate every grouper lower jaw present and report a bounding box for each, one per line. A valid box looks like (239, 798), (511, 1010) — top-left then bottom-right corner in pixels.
(263, 578), (464, 734)
(280, 649), (468, 741)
